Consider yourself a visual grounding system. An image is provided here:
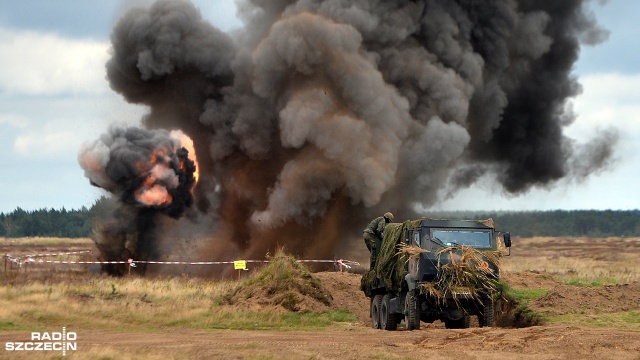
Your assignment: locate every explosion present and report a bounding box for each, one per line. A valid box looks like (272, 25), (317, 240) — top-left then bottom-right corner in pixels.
(79, 126), (197, 214)
(79, 0), (616, 276)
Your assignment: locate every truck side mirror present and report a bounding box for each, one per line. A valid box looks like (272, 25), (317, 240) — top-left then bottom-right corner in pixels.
(504, 232), (511, 248)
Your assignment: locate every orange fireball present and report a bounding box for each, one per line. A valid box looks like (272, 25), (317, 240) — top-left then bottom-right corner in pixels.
(170, 130), (199, 184)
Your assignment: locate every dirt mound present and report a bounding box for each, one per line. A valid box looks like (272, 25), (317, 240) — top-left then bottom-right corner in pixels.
(530, 282), (640, 315)
(502, 270), (561, 289)
(315, 271), (370, 323)
(220, 251), (333, 313)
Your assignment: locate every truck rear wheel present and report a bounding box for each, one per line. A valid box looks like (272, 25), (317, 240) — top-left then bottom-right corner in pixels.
(404, 291), (420, 330)
(479, 296), (495, 327)
(371, 295), (382, 329)
(381, 294), (399, 331)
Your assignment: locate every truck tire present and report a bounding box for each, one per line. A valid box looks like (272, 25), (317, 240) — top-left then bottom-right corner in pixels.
(404, 291), (421, 330)
(479, 296), (495, 327)
(444, 314), (470, 329)
(381, 294), (398, 331)
(371, 295), (383, 329)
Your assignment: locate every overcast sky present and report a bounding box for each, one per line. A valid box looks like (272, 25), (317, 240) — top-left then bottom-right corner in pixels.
(0, 0), (638, 213)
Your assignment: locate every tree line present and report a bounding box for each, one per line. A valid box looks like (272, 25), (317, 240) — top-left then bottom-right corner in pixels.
(1, 205), (639, 238)
(0, 207), (92, 238)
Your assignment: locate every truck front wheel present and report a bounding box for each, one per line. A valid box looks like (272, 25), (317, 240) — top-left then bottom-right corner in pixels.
(371, 295), (382, 329)
(404, 291), (421, 330)
(479, 296), (495, 327)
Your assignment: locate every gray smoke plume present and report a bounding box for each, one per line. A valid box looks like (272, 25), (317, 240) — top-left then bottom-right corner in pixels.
(80, 0), (615, 275)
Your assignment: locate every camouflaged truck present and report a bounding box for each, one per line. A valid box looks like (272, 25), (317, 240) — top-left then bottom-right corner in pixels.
(361, 218), (511, 330)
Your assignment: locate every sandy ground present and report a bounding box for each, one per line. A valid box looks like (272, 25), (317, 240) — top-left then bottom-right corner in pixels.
(1, 324), (638, 359)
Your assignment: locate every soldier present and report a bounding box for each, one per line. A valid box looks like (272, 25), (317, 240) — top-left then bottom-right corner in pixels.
(363, 212), (394, 270)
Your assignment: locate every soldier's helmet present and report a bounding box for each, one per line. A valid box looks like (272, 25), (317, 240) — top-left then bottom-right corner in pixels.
(383, 212), (394, 221)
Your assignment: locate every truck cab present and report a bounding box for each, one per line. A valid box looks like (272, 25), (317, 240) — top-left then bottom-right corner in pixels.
(405, 219), (503, 284)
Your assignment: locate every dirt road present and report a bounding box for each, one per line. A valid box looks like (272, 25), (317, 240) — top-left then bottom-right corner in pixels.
(2, 325), (638, 359)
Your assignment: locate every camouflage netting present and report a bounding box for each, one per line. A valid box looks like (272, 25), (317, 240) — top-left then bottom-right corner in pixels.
(472, 218), (494, 228)
(360, 220), (422, 293)
(422, 246), (502, 305)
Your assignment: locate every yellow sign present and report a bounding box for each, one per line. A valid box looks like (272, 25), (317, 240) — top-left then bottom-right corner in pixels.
(234, 260), (247, 270)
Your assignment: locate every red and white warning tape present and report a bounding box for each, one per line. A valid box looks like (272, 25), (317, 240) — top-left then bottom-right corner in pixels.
(130, 259), (359, 269)
(19, 257), (359, 269)
(4, 250), (96, 267)
(24, 259), (130, 265)
(335, 259), (359, 269)
(5, 254), (22, 266)
(24, 250), (92, 258)
(6, 253), (360, 269)
(132, 260), (238, 265)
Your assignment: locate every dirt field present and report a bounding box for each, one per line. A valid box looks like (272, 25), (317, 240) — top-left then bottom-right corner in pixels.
(1, 236), (639, 359)
(1, 325), (635, 360)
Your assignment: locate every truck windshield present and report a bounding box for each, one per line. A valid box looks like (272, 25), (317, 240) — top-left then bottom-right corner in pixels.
(430, 229), (492, 248)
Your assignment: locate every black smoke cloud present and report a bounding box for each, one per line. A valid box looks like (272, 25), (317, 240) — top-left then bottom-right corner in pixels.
(79, 125), (196, 215)
(80, 0), (616, 274)
(79, 125), (196, 274)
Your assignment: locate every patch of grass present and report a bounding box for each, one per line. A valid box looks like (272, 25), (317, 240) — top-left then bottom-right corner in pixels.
(513, 303), (544, 326)
(0, 260), (356, 333)
(201, 308), (357, 331)
(563, 277), (619, 287)
(496, 280), (545, 326)
(1, 237), (93, 246)
(280, 309), (357, 329)
(548, 311), (640, 330)
(0, 320), (32, 331)
(495, 280), (548, 302)
(0, 276), (226, 332)
(505, 287), (549, 301)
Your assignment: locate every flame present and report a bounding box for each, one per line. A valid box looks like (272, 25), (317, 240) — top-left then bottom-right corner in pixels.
(134, 161), (147, 172)
(127, 130), (197, 208)
(135, 183), (173, 206)
(170, 130), (199, 184)
(134, 166), (176, 206)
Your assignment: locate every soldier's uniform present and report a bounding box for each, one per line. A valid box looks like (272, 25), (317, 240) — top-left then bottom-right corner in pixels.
(363, 212), (394, 270)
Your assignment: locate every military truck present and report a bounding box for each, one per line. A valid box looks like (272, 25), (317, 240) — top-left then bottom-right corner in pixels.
(361, 218), (511, 330)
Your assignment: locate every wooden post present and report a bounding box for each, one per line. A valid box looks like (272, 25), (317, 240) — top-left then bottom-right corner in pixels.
(234, 260), (247, 280)
(127, 258), (133, 277)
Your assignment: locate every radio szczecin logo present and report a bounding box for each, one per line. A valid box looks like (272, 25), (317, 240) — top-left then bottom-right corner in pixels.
(5, 327), (77, 356)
